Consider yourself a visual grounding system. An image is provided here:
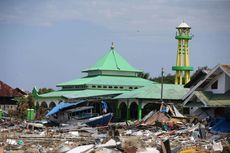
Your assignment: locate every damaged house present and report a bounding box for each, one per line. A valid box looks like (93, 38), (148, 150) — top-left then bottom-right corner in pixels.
(0, 81), (27, 112)
(183, 64), (230, 131)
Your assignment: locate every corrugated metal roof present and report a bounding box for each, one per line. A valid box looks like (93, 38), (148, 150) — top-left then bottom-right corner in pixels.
(183, 64), (230, 100)
(82, 48), (142, 72)
(114, 83), (189, 100)
(194, 90), (230, 107)
(0, 81), (25, 97)
(220, 64), (230, 76)
(57, 75), (153, 87)
(184, 68), (210, 88)
(38, 89), (129, 99)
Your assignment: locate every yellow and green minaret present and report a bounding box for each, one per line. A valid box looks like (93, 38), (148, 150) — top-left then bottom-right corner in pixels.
(172, 21), (193, 85)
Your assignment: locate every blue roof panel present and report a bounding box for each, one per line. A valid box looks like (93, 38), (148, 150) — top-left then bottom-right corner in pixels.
(46, 100), (85, 116)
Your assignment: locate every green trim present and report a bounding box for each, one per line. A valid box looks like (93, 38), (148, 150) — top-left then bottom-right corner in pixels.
(32, 87), (66, 100)
(57, 75), (153, 87)
(0, 109), (3, 119)
(115, 103), (119, 118)
(172, 66), (193, 71)
(127, 101), (130, 120)
(127, 106), (130, 120)
(138, 100), (142, 121)
(175, 36), (192, 40)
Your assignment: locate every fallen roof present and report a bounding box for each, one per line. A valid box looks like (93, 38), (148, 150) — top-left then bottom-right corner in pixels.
(184, 68), (210, 88)
(46, 101), (86, 116)
(183, 64), (230, 100)
(66, 106), (94, 113)
(114, 83), (189, 100)
(183, 90), (230, 107)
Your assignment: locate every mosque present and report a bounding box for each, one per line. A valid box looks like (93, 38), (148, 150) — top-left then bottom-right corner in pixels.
(33, 21), (192, 121)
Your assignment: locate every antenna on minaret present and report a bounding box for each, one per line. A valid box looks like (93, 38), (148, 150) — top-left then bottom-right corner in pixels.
(111, 42), (115, 49)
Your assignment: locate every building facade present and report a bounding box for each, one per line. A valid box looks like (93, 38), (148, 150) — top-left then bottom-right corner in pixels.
(183, 64), (230, 118)
(34, 44), (189, 121)
(33, 44), (153, 120)
(0, 81), (27, 112)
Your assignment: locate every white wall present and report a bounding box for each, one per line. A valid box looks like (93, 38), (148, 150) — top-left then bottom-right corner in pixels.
(206, 72), (226, 94)
(36, 99), (61, 107)
(0, 105), (17, 112)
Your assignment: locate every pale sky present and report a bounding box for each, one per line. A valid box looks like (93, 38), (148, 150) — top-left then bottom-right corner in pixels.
(1, 0), (230, 91)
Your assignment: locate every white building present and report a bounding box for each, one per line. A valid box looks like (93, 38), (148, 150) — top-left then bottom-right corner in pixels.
(183, 64), (230, 118)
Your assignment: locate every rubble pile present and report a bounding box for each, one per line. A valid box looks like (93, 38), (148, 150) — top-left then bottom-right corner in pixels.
(1, 110), (230, 153)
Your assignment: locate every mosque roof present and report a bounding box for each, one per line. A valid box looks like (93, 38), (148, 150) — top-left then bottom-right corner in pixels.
(56, 75), (153, 87)
(82, 45), (142, 73)
(114, 83), (189, 100)
(33, 88), (129, 99)
(34, 44), (153, 100)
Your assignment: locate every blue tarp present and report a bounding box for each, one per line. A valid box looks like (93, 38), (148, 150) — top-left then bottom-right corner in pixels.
(46, 100), (85, 117)
(211, 117), (230, 133)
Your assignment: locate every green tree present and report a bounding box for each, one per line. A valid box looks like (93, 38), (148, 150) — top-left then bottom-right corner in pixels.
(138, 71), (175, 84)
(38, 88), (54, 94)
(152, 73), (175, 84)
(138, 72), (150, 80)
(27, 94), (35, 109)
(13, 93), (35, 119)
(15, 96), (29, 119)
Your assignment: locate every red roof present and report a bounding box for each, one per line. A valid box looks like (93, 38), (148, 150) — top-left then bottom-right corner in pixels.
(0, 81), (25, 97)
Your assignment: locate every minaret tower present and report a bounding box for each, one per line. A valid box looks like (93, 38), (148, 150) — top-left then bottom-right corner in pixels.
(172, 21), (193, 85)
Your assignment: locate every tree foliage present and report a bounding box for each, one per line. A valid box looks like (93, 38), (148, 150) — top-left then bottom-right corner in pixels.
(138, 72), (175, 84)
(38, 88), (54, 94)
(9, 87), (54, 119)
(138, 72), (150, 80)
(152, 73), (175, 84)
(14, 95), (32, 119)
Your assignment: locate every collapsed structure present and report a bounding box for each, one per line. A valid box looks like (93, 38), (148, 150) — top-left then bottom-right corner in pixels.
(183, 64), (230, 132)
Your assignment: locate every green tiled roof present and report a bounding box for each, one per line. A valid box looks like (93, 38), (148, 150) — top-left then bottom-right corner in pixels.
(83, 48), (142, 72)
(115, 83), (189, 100)
(192, 90), (230, 107)
(57, 75), (153, 87)
(36, 89), (128, 99)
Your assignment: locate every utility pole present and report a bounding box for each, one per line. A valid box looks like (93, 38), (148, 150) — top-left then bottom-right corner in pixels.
(161, 68), (164, 102)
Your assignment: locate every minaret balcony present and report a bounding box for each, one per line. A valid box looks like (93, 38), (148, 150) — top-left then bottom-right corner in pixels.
(175, 35), (192, 39)
(172, 66), (193, 71)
